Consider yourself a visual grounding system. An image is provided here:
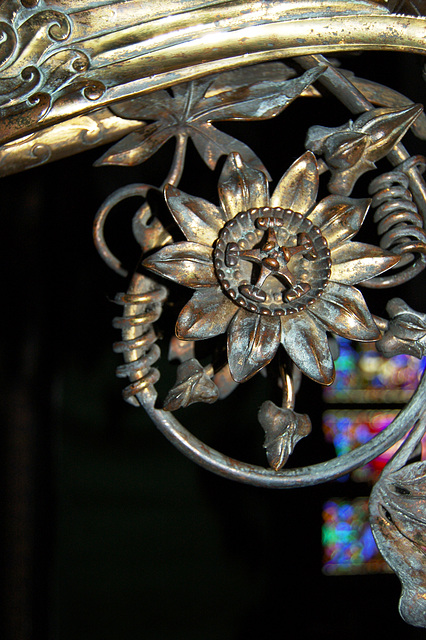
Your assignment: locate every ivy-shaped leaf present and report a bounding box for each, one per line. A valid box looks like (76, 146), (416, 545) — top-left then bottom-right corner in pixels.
(163, 358), (219, 410)
(258, 401), (312, 471)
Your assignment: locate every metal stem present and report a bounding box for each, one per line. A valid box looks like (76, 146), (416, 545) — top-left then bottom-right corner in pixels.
(163, 133), (188, 187)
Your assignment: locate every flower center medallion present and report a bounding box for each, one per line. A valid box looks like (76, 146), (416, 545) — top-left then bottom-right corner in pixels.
(214, 207), (331, 315)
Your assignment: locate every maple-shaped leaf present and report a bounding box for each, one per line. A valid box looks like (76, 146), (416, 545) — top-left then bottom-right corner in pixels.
(163, 358), (219, 411)
(258, 400), (312, 471)
(306, 104), (423, 195)
(95, 62), (324, 175)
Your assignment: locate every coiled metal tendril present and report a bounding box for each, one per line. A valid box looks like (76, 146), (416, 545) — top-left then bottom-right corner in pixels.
(364, 155), (426, 288)
(112, 274), (167, 405)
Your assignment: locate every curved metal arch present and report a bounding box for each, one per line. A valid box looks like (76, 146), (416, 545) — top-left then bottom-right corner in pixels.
(138, 370), (426, 487)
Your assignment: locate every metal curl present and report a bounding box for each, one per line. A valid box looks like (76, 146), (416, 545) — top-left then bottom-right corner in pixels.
(135, 366), (426, 488)
(363, 159), (426, 288)
(93, 183), (153, 276)
(113, 274), (167, 406)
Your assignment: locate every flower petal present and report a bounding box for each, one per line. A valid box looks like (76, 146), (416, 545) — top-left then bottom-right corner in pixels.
(280, 312), (334, 384)
(165, 184), (226, 246)
(218, 152), (269, 220)
(143, 242), (216, 288)
(270, 151), (318, 213)
(330, 241), (401, 284)
(308, 196), (370, 249)
(227, 308), (280, 382)
(176, 287), (236, 339)
(310, 281), (380, 341)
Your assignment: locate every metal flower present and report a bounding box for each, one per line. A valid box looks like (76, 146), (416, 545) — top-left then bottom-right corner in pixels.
(143, 151), (401, 385)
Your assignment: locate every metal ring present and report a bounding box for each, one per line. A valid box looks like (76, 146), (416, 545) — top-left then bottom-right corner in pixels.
(136, 370), (426, 487)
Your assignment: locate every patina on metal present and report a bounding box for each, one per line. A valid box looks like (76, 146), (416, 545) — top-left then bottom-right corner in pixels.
(1, 0), (426, 171)
(2, 0), (426, 629)
(370, 417), (426, 628)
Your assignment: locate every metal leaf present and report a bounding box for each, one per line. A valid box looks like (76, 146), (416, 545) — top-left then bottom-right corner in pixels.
(163, 358), (219, 410)
(270, 151), (319, 213)
(369, 419), (426, 628)
(190, 122), (268, 173)
(98, 62), (322, 175)
(280, 311), (335, 384)
(142, 242), (216, 288)
(258, 401), (312, 471)
(310, 281), (380, 341)
(110, 90), (175, 121)
(94, 122), (171, 167)
(176, 287), (236, 340)
(308, 195), (370, 248)
(192, 66), (324, 122)
(218, 152), (269, 220)
(171, 77), (214, 112)
(165, 184), (226, 245)
(227, 308), (281, 383)
(356, 104), (423, 159)
(330, 241), (401, 284)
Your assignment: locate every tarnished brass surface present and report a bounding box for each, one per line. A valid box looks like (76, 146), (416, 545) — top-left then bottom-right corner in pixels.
(2, 2), (426, 627)
(0, 0), (426, 165)
(370, 418), (426, 628)
(0, 108), (141, 177)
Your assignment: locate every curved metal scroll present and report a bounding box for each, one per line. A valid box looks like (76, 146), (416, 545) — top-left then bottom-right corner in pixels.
(138, 372), (426, 488)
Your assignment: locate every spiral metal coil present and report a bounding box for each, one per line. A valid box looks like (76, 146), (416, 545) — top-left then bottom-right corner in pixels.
(364, 155), (426, 288)
(113, 274), (167, 405)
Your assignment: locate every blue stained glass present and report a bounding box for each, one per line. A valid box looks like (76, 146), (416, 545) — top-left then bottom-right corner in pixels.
(322, 498), (391, 575)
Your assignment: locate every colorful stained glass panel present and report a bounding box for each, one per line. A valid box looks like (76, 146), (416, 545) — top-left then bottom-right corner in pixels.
(322, 409), (403, 483)
(324, 337), (426, 403)
(322, 497), (391, 574)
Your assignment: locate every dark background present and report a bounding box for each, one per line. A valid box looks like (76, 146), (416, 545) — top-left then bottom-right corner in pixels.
(2, 52), (426, 640)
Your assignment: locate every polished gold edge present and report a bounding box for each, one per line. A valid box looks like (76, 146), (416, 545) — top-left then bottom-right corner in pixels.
(0, 109), (141, 177)
(1, 1), (425, 165)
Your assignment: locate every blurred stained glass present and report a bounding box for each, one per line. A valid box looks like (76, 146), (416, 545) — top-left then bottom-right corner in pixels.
(322, 409), (404, 483)
(323, 337), (426, 403)
(322, 498), (392, 575)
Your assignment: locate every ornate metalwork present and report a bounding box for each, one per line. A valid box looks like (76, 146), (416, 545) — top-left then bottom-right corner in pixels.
(370, 417), (426, 627)
(143, 151), (394, 387)
(102, 48), (426, 624)
(2, 0), (426, 628)
(1, 1), (426, 164)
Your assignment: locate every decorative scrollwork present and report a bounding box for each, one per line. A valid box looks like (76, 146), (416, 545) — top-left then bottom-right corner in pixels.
(102, 55), (426, 497)
(363, 159), (426, 287)
(370, 417), (426, 628)
(0, 91), (51, 144)
(0, 65), (41, 108)
(0, 21), (17, 70)
(113, 275), (167, 405)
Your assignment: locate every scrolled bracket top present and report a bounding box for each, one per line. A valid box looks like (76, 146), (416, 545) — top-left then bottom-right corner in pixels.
(0, 0), (425, 153)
